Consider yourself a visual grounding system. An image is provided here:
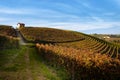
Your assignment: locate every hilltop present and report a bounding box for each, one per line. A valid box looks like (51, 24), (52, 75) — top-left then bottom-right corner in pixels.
(19, 27), (84, 43)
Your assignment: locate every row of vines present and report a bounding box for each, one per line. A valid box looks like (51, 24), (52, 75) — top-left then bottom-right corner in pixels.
(19, 27), (120, 79)
(0, 25), (19, 49)
(57, 33), (120, 59)
(36, 44), (120, 80)
(0, 25), (17, 37)
(19, 27), (84, 42)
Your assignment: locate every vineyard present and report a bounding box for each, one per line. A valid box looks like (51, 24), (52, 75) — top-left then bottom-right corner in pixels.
(0, 25), (19, 49)
(0, 25), (17, 37)
(1, 0), (120, 79)
(19, 27), (120, 59)
(19, 27), (84, 43)
(19, 27), (120, 79)
(0, 26), (68, 80)
(56, 34), (120, 59)
(36, 44), (120, 80)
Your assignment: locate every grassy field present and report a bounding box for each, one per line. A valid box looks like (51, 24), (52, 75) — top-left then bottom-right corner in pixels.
(0, 45), (69, 80)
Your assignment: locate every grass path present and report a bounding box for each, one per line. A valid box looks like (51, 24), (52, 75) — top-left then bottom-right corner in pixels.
(24, 48), (33, 80)
(0, 45), (69, 80)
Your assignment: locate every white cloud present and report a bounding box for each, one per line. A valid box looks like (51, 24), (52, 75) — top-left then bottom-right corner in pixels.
(75, 0), (94, 9)
(53, 3), (81, 12)
(43, 21), (120, 31)
(113, 0), (120, 5)
(0, 6), (81, 19)
(103, 12), (116, 16)
(0, 18), (12, 21)
(0, 8), (27, 14)
(15, 21), (112, 31)
(1, 14), (120, 31)
(0, 3), (119, 32)
(91, 16), (104, 22)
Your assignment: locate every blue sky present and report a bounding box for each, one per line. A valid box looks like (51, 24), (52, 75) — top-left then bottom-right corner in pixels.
(0, 0), (120, 34)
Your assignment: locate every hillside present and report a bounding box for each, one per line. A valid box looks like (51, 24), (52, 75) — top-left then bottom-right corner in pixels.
(0, 25), (16, 37)
(19, 27), (120, 59)
(91, 34), (120, 44)
(0, 25), (120, 80)
(0, 25), (19, 49)
(19, 27), (84, 43)
(0, 26), (69, 80)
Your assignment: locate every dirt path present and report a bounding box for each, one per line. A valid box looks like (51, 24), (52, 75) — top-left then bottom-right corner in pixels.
(16, 29), (26, 45)
(24, 48), (33, 80)
(16, 30), (34, 79)
(0, 30), (68, 80)
(0, 45), (68, 80)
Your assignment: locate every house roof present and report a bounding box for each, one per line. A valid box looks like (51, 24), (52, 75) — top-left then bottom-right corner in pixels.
(17, 23), (25, 25)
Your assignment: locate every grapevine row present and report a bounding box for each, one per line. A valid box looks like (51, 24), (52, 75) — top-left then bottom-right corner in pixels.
(0, 25), (19, 49)
(36, 44), (120, 80)
(19, 27), (120, 58)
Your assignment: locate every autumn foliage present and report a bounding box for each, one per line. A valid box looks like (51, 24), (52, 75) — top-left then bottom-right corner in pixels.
(19, 27), (84, 42)
(36, 44), (120, 80)
(20, 27), (120, 58)
(0, 25), (16, 37)
(0, 25), (19, 49)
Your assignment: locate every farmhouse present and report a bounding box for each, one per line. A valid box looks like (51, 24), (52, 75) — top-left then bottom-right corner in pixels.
(17, 23), (25, 28)
(103, 36), (110, 39)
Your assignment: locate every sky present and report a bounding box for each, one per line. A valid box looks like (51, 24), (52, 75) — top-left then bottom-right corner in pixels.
(0, 0), (120, 34)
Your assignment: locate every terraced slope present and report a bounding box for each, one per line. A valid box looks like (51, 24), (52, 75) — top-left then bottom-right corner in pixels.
(57, 34), (120, 58)
(19, 27), (120, 59)
(19, 27), (84, 43)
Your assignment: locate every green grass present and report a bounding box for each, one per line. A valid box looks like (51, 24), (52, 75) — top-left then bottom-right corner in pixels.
(0, 48), (21, 70)
(0, 46), (27, 80)
(29, 46), (69, 80)
(0, 45), (69, 80)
